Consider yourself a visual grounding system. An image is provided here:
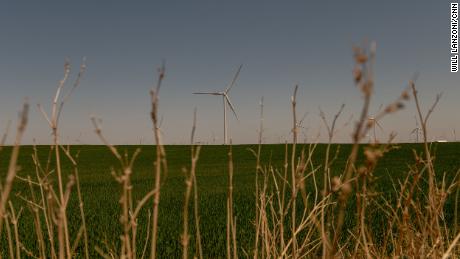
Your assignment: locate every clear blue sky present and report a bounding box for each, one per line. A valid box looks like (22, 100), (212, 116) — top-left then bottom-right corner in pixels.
(0, 0), (458, 144)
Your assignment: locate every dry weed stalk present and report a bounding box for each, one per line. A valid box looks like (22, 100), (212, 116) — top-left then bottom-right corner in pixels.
(181, 108), (202, 259)
(318, 103), (345, 258)
(253, 97), (264, 259)
(290, 85), (299, 258)
(251, 85), (333, 258)
(280, 142), (288, 254)
(60, 146), (89, 259)
(182, 165), (193, 259)
(7, 202), (23, 259)
(331, 44), (376, 254)
(0, 102), (29, 236)
(4, 212), (15, 259)
(411, 81), (443, 231)
(24, 174), (46, 259)
(1, 58), (91, 259)
(30, 144), (58, 259)
(192, 149), (203, 258)
(227, 143), (237, 259)
(251, 97), (299, 259)
(0, 120), (11, 152)
(37, 59), (86, 259)
(330, 42), (411, 257)
(378, 80), (460, 258)
(92, 118), (158, 259)
(149, 62), (168, 259)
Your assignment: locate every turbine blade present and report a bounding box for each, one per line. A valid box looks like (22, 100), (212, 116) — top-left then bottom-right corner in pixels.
(375, 120), (384, 130)
(225, 64), (243, 93)
(225, 94), (238, 120)
(193, 92), (221, 95)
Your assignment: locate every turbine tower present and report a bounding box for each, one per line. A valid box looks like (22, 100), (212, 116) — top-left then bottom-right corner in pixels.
(193, 65), (242, 145)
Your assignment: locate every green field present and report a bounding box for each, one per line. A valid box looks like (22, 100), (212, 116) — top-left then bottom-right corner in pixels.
(1, 143), (459, 257)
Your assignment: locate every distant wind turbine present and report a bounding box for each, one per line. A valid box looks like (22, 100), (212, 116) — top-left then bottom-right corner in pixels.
(367, 116), (384, 144)
(193, 65), (242, 145)
(410, 116), (422, 143)
(366, 105), (384, 143)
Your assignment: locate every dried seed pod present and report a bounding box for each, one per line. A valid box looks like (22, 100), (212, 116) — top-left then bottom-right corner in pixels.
(357, 166), (368, 176)
(341, 182), (352, 196)
(361, 81), (373, 96)
(331, 176), (342, 192)
(353, 66), (362, 83)
(384, 104), (397, 113)
(355, 54), (368, 64)
(364, 149), (377, 164)
(401, 90), (410, 100)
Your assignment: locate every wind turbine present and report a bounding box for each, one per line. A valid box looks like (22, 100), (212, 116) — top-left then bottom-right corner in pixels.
(367, 116), (384, 144)
(410, 116), (422, 143)
(193, 65), (242, 145)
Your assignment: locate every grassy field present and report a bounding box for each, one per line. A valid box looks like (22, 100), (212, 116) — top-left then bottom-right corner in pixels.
(1, 142), (459, 257)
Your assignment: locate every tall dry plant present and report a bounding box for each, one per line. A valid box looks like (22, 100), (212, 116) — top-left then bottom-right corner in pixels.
(37, 59), (87, 259)
(1, 59), (89, 259)
(0, 120), (11, 152)
(0, 102), (29, 237)
(318, 103), (345, 258)
(329, 42), (412, 257)
(290, 85), (299, 258)
(253, 97), (264, 259)
(250, 42), (427, 259)
(91, 117), (158, 259)
(227, 143), (237, 259)
(149, 62), (168, 259)
(363, 81), (460, 258)
(252, 85), (330, 258)
(181, 108), (202, 259)
(381, 80), (460, 258)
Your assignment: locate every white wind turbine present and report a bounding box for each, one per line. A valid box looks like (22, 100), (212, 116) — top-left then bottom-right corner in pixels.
(366, 105), (384, 143)
(193, 65), (242, 145)
(367, 116), (384, 144)
(410, 116), (422, 143)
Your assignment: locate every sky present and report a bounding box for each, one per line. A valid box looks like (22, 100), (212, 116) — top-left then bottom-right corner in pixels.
(0, 0), (458, 144)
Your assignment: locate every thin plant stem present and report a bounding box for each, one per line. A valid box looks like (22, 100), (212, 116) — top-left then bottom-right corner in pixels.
(0, 102), (28, 236)
(150, 62), (166, 259)
(254, 96), (264, 259)
(291, 85), (299, 258)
